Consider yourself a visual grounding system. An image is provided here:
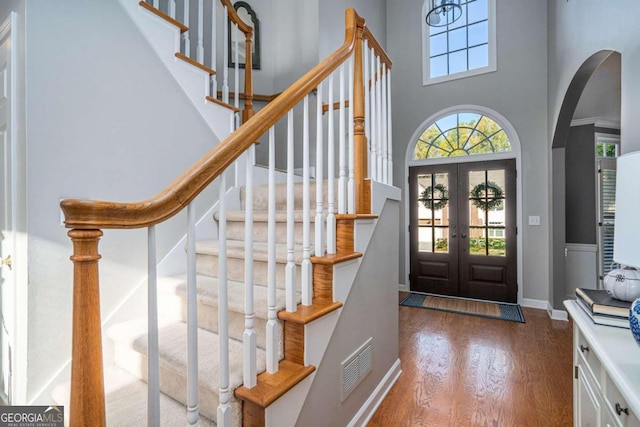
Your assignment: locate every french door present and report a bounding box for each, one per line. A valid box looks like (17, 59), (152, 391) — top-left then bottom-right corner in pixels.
(409, 159), (517, 303)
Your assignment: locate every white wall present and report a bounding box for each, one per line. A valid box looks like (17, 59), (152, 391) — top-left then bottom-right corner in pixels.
(296, 199), (399, 426)
(24, 0), (221, 403)
(387, 0), (549, 301)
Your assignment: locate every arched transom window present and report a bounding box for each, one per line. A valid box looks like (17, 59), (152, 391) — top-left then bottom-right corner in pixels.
(413, 112), (511, 160)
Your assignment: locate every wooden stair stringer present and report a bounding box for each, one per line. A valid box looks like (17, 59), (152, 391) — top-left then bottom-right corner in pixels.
(119, 0), (235, 141)
(235, 214), (370, 426)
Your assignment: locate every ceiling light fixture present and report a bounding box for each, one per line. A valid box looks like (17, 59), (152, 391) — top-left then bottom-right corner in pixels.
(426, 0), (462, 27)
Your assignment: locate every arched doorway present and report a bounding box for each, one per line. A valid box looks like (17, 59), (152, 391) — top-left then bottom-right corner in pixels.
(405, 106), (522, 303)
(550, 50), (621, 310)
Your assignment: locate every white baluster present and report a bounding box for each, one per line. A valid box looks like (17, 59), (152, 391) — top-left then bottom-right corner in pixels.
(147, 225), (160, 427)
(183, 0), (190, 57)
(197, 0), (204, 63)
(153, 0), (159, 10)
(244, 146), (256, 388)
(285, 110), (297, 312)
(217, 174), (232, 426)
(387, 69), (393, 185)
(222, 6), (229, 104)
(186, 203), (199, 426)
(327, 74), (336, 255)
(234, 23), (240, 115)
(376, 55), (383, 181)
(347, 56), (355, 214)
(210, 1), (217, 97)
(302, 96), (312, 306)
(338, 64), (347, 215)
(266, 127), (279, 373)
(381, 62), (388, 184)
(369, 48), (377, 182)
(315, 82), (325, 257)
(168, 0), (176, 19)
(363, 41), (370, 168)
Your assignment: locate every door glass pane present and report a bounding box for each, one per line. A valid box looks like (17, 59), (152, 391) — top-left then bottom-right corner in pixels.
(469, 227), (486, 255)
(417, 173), (450, 253)
(435, 227), (449, 253)
(468, 169), (506, 257)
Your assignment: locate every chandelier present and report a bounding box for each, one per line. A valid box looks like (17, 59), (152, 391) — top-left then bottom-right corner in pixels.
(426, 0), (462, 27)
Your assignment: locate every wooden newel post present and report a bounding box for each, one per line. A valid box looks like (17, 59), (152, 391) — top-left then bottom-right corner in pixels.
(242, 30), (255, 124)
(353, 20), (370, 214)
(68, 229), (106, 427)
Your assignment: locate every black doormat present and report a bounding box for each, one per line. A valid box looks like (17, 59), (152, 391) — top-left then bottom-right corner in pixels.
(400, 293), (525, 323)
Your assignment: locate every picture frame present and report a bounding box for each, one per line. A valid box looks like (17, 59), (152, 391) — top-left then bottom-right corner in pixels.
(228, 1), (260, 70)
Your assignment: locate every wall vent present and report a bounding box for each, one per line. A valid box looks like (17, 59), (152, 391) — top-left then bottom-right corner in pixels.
(340, 337), (373, 402)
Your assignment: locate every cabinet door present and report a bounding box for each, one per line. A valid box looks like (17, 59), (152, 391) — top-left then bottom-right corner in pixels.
(602, 404), (619, 427)
(577, 364), (601, 427)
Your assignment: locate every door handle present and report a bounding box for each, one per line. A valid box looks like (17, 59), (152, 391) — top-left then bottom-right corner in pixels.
(461, 233), (467, 238)
(451, 233), (457, 238)
(1, 255), (11, 270)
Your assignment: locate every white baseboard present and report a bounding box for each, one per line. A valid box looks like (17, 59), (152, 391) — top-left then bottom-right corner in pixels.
(398, 283), (409, 292)
(520, 298), (548, 310)
(547, 302), (569, 321)
(520, 298), (568, 321)
(347, 358), (401, 427)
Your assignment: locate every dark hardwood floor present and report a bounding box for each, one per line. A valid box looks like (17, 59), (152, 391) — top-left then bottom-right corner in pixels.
(368, 292), (573, 426)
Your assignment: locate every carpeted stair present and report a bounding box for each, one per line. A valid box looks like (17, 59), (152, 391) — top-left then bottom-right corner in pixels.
(55, 180), (333, 426)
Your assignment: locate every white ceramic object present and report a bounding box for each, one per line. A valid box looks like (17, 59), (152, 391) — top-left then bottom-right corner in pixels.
(604, 268), (640, 302)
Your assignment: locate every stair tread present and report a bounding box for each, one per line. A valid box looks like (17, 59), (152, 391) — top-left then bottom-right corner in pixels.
(278, 300), (343, 324)
(218, 210), (319, 222)
(196, 239), (309, 263)
(108, 318), (266, 394)
(205, 95), (240, 112)
(235, 360), (315, 408)
(175, 52), (216, 75)
(158, 275), (298, 318)
(138, 1), (188, 33)
(52, 365), (215, 427)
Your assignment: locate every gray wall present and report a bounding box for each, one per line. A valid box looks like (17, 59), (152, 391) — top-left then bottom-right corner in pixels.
(547, 0), (640, 308)
(387, 0), (549, 301)
(23, 0), (220, 403)
(297, 199), (399, 426)
(319, 0), (387, 60)
(565, 125), (596, 244)
(548, 0), (640, 155)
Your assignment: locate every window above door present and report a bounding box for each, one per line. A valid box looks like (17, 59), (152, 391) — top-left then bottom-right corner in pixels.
(422, 0), (497, 85)
(413, 112), (511, 160)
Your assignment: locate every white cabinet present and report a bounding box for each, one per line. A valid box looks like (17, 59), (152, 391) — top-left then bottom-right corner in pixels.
(565, 301), (640, 427)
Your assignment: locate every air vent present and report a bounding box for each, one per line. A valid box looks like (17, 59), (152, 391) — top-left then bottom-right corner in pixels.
(340, 337), (373, 401)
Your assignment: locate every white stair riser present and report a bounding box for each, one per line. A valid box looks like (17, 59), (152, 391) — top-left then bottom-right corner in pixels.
(112, 343), (242, 426)
(196, 253), (302, 287)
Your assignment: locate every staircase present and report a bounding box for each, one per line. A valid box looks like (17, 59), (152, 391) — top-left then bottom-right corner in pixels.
(58, 2), (397, 426)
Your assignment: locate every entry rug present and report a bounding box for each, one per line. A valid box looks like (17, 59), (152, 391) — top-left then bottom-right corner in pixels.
(400, 293), (525, 323)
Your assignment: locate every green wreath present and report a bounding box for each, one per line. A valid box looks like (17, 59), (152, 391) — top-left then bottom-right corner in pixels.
(470, 181), (504, 211)
(419, 183), (449, 210)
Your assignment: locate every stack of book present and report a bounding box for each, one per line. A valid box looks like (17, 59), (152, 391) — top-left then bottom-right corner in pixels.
(575, 288), (631, 329)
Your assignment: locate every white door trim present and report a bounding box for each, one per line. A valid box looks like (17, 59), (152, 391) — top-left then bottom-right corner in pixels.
(0, 12), (27, 404)
(403, 104), (524, 304)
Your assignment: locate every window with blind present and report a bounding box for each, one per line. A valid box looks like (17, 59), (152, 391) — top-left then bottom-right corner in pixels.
(596, 134), (619, 284)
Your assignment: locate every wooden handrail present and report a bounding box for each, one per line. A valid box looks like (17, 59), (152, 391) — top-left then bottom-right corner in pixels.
(61, 8), (364, 229)
(363, 27), (392, 70)
(220, 0), (253, 35)
(220, 0), (255, 122)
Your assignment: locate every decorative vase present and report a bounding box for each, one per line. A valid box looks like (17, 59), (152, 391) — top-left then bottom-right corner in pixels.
(631, 298), (640, 348)
(604, 268), (640, 302)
